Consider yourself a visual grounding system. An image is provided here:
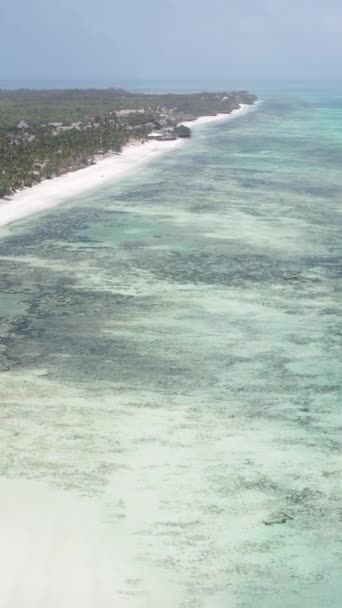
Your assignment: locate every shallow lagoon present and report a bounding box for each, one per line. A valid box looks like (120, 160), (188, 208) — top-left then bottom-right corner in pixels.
(0, 93), (341, 607)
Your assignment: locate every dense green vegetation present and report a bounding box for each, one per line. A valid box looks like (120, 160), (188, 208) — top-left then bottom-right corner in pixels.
(0, 88), (257, 198)
(0, 88), (257, 128)
(0, 124), (129, 197)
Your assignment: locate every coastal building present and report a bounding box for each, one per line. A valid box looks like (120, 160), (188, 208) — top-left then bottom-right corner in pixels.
(174, 124), (191, 138)
(17, 120), (29, 129)
(116, 109), (145, 117)
(59, 125), (80, 132)
(160, 133), (177, 141)
(147, 131), (163, 140)
(147, 130), (177, 141)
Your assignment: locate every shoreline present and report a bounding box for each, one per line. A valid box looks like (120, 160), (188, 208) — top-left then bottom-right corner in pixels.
(180, 103), (252, 128)
(0, 103), (256, 228)
(0, 139), (183, 228)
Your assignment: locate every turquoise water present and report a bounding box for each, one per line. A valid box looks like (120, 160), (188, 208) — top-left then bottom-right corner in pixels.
(0, 90), (341, 607)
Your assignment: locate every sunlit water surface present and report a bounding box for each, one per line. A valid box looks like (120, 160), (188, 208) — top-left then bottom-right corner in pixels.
(0, 89), (341, 607)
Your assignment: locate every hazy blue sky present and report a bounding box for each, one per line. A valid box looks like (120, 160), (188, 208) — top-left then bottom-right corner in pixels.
(2, 0), (342, 83)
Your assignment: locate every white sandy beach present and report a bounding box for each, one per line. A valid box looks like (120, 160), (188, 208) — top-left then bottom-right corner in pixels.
(0, 104), (253, 228)
(0, 139), (182, 228)
(180, 103), (251, 128)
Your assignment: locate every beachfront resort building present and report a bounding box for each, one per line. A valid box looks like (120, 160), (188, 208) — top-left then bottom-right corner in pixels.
(17, 120), (29, 129)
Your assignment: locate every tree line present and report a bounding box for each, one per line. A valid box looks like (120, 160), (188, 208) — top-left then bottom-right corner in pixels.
(0, 124), (132, 197)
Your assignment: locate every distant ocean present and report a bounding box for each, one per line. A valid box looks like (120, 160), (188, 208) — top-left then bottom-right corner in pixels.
(0, 83), (341, 607)
(2, 76), (342, 94)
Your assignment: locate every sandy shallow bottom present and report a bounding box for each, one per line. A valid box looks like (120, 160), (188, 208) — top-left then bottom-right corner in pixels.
(0, 95), (341, 607)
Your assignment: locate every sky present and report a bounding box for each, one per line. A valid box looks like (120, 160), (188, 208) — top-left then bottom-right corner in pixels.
(1, 0), (342, 85)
